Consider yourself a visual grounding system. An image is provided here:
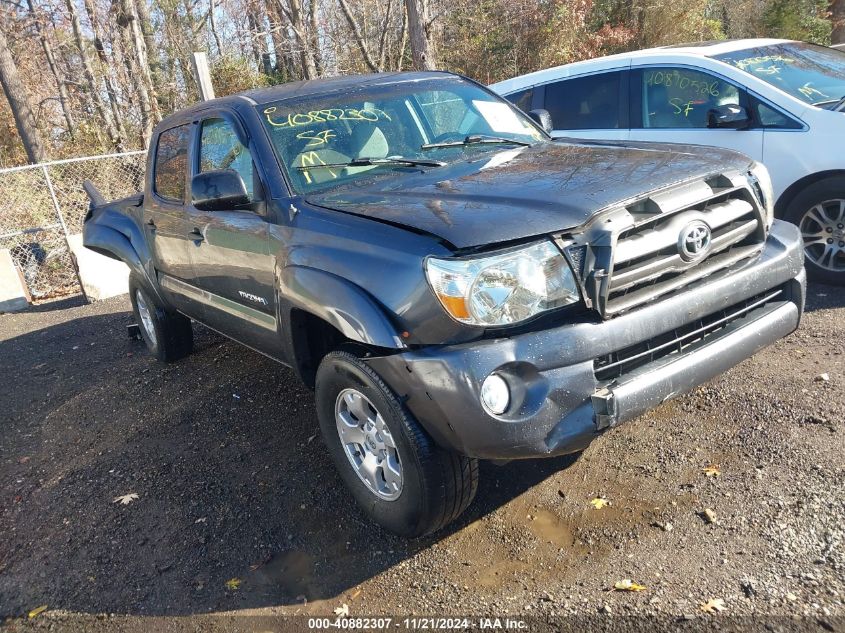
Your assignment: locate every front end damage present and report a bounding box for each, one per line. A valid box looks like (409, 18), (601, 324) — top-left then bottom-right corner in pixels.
(365, 210), (806, 460)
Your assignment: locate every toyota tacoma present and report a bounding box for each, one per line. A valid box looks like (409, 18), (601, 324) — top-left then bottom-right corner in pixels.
(83, 71), (806, 537)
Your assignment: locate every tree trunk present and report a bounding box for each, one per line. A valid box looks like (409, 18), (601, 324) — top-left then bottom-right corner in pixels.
(337, 0), (380, 71)
(396, 0), (408, 71)
(209, 0), (224, 55)
(377, 0), (392, 71)
(82, 0), (128, 143)
(117, 0), (159, 143)
(404, 0), (435, 70)
(267, 1), (288, 74)
(277, 0), (319, 79)
(135, 0), (165, 114)
(0, 26), (47, 163)
(308, 0), (323, 74)
(65, 0), (121, 145)
(832, 0), (845, 44)
(26, 0), (76, 137)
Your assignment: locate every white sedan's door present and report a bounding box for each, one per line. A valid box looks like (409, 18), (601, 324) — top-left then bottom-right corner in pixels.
(627, 65), (764, 162)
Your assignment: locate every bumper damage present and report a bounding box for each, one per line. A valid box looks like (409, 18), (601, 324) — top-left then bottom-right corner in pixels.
(366, 220), (806, 460)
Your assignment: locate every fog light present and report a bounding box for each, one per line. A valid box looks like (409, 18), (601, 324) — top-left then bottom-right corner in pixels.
(481, 373), (510, 414)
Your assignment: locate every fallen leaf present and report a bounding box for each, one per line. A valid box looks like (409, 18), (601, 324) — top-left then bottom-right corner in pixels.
(18, 456), (30, 464)
(28, 605), (48, 619)
(614, 579), (647, 592)
(113, 493), (139, 505)
(225, 577), (241, 590)
(349, 589), (362, 600)
(334, 603), (350, 617)
(703, 464), (721, 477)
(700, 598), (726, 613)
(590, 497), (610, 509)
(700, 508), (717, 524)
(815, 373), (830, 382)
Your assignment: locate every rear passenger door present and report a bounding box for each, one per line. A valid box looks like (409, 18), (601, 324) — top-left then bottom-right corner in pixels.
(627, 65), (764, 161)
(539, 71), (630, 141)
(144, 123), (204, 316)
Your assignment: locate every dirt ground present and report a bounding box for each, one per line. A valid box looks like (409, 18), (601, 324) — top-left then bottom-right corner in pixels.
(0, 284), (843, 631)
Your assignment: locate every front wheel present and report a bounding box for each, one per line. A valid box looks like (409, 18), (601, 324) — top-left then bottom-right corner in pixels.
(785, 177), (845, 285)
(315, 351), (478, 537)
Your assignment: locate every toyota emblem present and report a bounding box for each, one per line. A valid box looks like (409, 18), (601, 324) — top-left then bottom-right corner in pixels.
(678, 220), (712, 262)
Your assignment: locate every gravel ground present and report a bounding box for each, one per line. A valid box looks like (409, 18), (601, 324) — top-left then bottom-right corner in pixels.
(0, 285), (843, 631)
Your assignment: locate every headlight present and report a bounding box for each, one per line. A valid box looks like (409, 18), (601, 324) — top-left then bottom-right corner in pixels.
(425, 240), (581, 326)
(749, 162), (774, 229)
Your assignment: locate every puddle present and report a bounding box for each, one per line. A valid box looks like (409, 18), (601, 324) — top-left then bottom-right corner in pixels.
(527, 508), (577, 549)
(252, 549), (316, 601)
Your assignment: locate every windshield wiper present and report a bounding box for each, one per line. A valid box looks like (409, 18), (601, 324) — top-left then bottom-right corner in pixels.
(813, 94), (845, 109)
(420, 135), (532, 150)
(296, 156), (445, 170)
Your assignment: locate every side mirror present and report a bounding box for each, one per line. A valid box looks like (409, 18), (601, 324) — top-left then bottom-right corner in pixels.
(528, 109), (554, 134)
(191, 169), (249, 211)
(707, 104), (750, 129)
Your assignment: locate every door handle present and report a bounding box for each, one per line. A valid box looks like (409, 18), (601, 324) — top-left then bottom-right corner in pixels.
(146, 219), (156, 231)
(189, 228), (204, 244)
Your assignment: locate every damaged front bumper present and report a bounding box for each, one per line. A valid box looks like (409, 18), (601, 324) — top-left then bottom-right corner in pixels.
(366, 220), (806, 460)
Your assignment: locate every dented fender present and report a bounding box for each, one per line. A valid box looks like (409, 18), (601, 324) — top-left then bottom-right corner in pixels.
(82, 205), (165, 305)
(279, 265), (405, 350)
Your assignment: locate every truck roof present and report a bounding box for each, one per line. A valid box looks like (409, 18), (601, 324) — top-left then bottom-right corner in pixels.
(157, 71), (454, 129)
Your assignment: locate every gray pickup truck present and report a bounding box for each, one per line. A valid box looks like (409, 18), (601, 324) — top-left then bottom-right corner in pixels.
(84, 71), (806, 536)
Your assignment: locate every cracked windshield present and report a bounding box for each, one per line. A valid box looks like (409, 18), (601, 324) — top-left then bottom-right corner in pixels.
(258, 77), (544, 194)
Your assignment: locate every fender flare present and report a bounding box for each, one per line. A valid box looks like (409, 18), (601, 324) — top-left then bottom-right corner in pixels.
(279, 265), (405, 350)
(82, 207), (166, 305)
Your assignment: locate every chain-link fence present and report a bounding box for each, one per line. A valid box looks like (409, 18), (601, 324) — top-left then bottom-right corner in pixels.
(0, 151), (146, 300)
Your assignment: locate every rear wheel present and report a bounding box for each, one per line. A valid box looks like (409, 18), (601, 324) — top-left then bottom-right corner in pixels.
(785, 177), (845, 285)
(315, 351), (478, 537)
(128, 273), (193, 362)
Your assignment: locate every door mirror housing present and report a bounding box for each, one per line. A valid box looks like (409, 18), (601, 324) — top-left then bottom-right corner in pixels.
(191, 169), (250, 211)
(528, 109), (554, 134)
(707, 104), (750, 129)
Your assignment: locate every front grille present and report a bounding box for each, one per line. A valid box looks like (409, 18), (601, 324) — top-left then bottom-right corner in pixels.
(604, 175), (766, 316)
(594, 288), (783, 382)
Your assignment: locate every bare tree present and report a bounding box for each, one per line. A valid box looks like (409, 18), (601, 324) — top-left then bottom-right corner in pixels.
(65, 0), (122, 145)
(26, 0), (76, 137)
(832, 0), (845, 44)
(0, 25), (47, 163)
(405, 0), (435, 70)
(275, 0), (319, 78)
(337, 0), (380, 71)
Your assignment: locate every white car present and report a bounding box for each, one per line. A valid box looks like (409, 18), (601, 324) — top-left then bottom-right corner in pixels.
(491, 39), (845, 284)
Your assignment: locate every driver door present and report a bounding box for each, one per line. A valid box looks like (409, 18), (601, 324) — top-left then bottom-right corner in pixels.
(185, 114), (280, 355)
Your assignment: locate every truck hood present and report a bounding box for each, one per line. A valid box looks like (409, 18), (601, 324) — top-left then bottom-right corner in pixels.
(305, 140), (753, 249)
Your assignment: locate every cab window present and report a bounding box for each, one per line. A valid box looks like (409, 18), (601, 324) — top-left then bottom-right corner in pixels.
(199, 118), (256, 199)
(153, 124), (190, 202)
(542, 72), (622, 130)
(637, 67), (740, 129)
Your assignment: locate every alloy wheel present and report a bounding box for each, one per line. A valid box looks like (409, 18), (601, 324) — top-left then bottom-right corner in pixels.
(334, 388), (403, 500)
(799, 199), (845, 272)
(135, 289), (157, 347)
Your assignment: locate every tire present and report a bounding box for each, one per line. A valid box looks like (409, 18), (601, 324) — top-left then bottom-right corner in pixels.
(128, 273), (193, 362)
(315, 351), (479, 537)
(784, 176), (845, 286)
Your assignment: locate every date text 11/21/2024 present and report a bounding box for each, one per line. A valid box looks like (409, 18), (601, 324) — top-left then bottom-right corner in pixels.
(306, 617), (528, 630)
